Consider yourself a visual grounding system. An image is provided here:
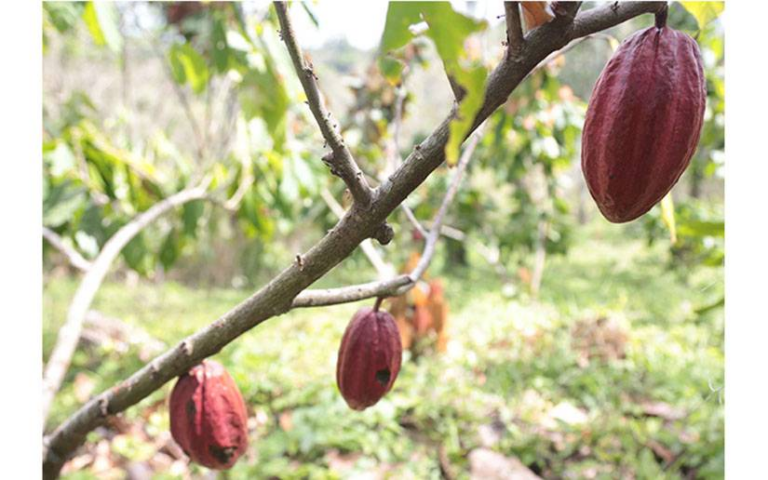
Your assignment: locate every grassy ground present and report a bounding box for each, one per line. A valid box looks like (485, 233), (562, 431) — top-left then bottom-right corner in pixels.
(43, 222), (724, 479)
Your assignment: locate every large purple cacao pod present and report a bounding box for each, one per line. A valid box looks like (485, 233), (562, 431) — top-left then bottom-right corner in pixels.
(581, 24), (706, 223)
(169, 360), (249, 469)
(336, 306), (403, 411)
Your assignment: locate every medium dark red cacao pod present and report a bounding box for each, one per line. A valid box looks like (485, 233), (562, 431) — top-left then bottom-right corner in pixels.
(336, 306), (403, 411)
(169, 360), (249, 469)
(581, 24), (706, 223)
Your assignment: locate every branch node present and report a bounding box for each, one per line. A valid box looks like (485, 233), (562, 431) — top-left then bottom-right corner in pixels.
(372, 223), (395, 246)
(181, 340), (194, 356)
(295, 254), (305, 270)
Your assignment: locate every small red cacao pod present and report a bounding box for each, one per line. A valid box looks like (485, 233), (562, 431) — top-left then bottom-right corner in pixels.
(169, 360), (249, 470)
(581, 25), (706, 223)
(336, 307), (403, 411)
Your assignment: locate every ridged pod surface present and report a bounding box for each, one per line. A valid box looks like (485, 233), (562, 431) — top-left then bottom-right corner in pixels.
(336, 307), (402, 411)
(581, 24), (706, 223)
(169, 360), (249, 469)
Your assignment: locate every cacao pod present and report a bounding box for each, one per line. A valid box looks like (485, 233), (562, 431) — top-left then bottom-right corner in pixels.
(336, 306), (402, 410)
(169, 360), (249, 469)
(581, 24), (706, 223)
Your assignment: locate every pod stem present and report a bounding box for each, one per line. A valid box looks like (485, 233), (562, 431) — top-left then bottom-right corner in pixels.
(373, 296), (384, 312)
(655, 4), (668, 29)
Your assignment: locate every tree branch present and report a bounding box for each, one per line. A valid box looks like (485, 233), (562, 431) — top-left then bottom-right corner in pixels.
(274, 2), (373, 206)
(42, 182), (209, 423)
(42, 227), (93, 272)
(409, 127), (482, 282)
(43, 4), (664, 477)
(293, 127), (482, 308)
(320, 188), (396, 279)
(504, 2), (524, 57)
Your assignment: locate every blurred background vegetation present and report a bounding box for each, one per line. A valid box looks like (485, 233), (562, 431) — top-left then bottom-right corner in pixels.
(43, 2), (724, 479)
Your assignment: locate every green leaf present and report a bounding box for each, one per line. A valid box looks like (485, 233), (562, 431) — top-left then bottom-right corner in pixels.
(45, 2), (83, 33)
(211, 16), (231, 73)
(82, 2), (123, 52)
(680, 2), (724, 30)
(678, 220), (725, 238)
(446, 65), (487, 165)
(378, 2), (487, 163)
(380, 57), (405, 84)
(43, 181), (87, 228)
(123, 233), (151, 276)
(168, 44), (210, 94)
(419, 3), (486, 68)
(379, 3), (423, 56)
(183, 200), (205, 237)
(378, 2), (486, 84)
(159, 228), (183, 270)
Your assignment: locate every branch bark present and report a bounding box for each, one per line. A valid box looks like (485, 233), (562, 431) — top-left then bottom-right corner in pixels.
(320, 188), (396, 279)
(42, 227), (93, 272)
(42, 3), (664, 477)
(504, 2), (524, 57)
(42, 184), (209, 423)
(274, 2), (374, 206)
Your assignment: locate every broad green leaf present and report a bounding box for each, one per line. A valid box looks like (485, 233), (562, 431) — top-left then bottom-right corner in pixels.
(678, 220), (725, 238)
(43, 182), (87, 228)
(418, 3), (486, 68)
(378, 3), (487, 163)
(183, 200), (205, 237)
(379, 3), (423, 56)
(681, 2), (724, 30)
(45, 2), (83, 33)
(82, 2), (123, 52)
(168, 45), (187, 84)
(168, 44), (210, 94)
(159, 228), (183, 270)
(446, 65), (487, 165)
(380, 57), (405, 84)
(660, 193), (677, 244)
(123, 232), (151, 276)
(378, 2), (486, 84)
(211, 16), (231, 73)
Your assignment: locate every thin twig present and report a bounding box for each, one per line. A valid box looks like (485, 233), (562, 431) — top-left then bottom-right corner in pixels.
(504, 2), (524, 57)
(42, 228), (93, 272)
(274, 2), (373, 206)
(409, 125), (483, 282)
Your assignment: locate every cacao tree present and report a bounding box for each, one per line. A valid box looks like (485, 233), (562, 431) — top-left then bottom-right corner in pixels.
(41, 2), (720, 477)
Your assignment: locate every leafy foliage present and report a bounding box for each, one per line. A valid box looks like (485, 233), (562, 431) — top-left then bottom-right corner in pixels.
(379, 2), (488, 165)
